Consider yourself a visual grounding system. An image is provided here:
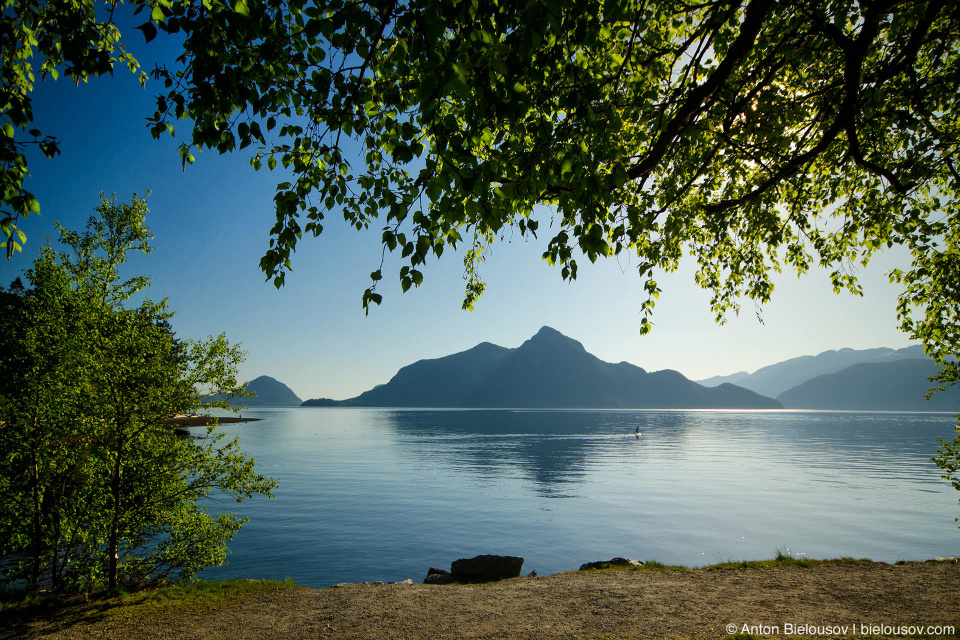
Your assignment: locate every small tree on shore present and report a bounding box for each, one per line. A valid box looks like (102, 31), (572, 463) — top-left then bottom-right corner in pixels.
(0, 195), (277, 592)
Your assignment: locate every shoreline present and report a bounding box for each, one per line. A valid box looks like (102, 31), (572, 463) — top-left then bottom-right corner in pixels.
(6, 558), (959, 639)
(163, 415), (263, 427)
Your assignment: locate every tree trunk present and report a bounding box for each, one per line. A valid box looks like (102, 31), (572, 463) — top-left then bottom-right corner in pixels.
(30, 451), (42, 592)
(28, 395), (44, 592)
(107, 450), (122, 591)
(51, 503), (61, 592)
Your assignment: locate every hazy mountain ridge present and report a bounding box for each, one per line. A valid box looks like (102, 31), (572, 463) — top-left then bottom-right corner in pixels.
(697, 370), (750, 387)
(207, 375), (303, 407)
(302, 326), (782, 409)
(697, 345), (928, 398)
(776, 359), (960, 411)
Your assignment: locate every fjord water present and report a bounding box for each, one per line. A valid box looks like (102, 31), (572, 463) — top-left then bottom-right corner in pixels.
(199, 409), (959, 587)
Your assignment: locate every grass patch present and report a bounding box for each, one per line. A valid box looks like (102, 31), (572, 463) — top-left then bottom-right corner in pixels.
(637, 560), (689, 571)
(576, 559), (689, 573)
(706, 554), (814, 570)
(0, 577), (299, 630)
(0, 589), (60, 612)
(109, 577), (299, 618)
(702, 549), (876, 571)
(577, 563), (632, 573)
(577, 552), (879, 574)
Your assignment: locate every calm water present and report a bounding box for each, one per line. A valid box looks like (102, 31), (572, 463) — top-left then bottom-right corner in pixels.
(197, 408), (960, 587)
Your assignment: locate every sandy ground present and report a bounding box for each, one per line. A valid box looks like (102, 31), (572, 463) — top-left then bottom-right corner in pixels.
(6, 561), (960, 640)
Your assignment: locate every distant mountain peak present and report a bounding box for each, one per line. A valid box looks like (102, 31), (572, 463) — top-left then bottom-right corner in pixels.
(206, 375), (302, 407)
(526, 326), (586, 351)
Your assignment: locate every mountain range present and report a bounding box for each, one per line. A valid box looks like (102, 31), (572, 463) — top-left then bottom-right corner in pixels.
(775, 358), (960, 411)
(302, 326), (782, 409)
(243, 331), (957, 412)
(696, 345), (927, 398)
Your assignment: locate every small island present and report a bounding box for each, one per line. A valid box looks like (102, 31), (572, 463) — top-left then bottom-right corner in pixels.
(163, 414), (262, 427)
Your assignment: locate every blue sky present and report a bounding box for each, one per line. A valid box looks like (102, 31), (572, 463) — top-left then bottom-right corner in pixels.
(1, 30), (918, 401)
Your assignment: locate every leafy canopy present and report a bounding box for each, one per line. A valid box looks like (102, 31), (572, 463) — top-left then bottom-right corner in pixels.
(2, 0), (959, 360)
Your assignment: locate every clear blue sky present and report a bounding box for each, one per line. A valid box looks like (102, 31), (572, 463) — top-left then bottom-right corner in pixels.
(1, 29), (918, 402)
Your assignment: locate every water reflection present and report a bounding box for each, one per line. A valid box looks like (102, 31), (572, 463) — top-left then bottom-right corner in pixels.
(200, 408), (959, 587)
(381, 409), (956, 496)
(384, 410), (604, 495)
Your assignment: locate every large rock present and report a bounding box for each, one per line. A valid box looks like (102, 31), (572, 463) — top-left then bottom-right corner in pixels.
(579, 557), (644, 570)
(423, 567), (454, 584)
(450, 554), (524, 581)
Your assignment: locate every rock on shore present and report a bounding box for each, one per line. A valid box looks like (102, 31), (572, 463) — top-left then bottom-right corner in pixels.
(424, 554), (524, 584)
(580, 557), (645, 570)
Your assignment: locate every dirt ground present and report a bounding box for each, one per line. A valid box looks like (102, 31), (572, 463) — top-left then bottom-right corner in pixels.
(7, 561), (960, 640)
